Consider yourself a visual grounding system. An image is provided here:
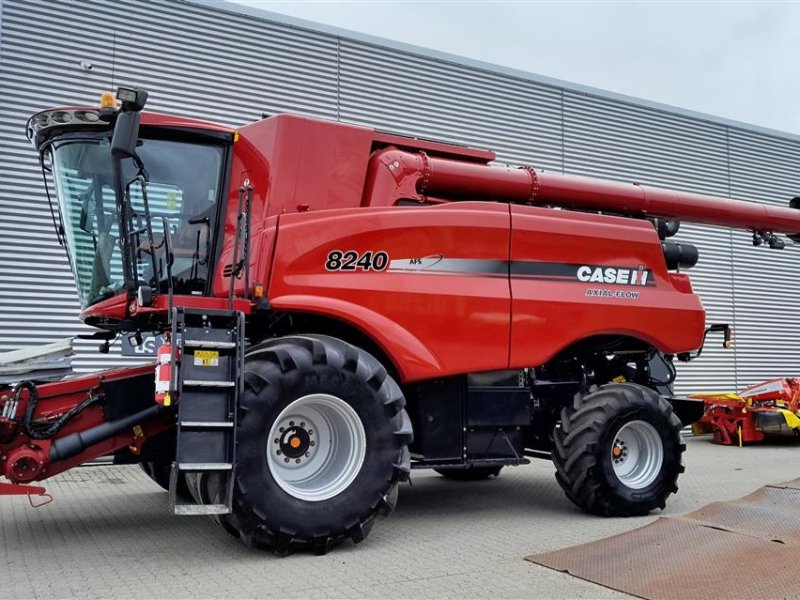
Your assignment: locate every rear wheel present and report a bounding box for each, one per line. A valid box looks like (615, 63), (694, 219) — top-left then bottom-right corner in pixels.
(434, 466), (502, 481)
(196, 335), (412, 555)
(552, 383), (684, 516)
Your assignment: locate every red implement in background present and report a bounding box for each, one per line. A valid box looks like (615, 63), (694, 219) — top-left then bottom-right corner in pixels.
(692, 378), (800, 445)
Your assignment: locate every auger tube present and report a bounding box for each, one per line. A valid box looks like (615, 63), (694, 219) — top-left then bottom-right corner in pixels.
(365, 148), (800, 236)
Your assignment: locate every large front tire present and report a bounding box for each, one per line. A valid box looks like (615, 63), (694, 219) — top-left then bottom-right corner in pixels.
(552, 383), (684, 517)
(202, 335), (411, 555)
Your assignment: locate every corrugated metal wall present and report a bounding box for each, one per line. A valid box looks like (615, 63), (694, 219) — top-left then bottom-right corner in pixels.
(1, 0), (798, 393)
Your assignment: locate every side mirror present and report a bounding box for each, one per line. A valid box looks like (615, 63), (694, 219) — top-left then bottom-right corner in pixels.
(110, 86), (148, 159)
(111, 110), (141, 159)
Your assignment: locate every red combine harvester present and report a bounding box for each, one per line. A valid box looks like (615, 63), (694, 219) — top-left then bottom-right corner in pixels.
(2, 87), (799, 554)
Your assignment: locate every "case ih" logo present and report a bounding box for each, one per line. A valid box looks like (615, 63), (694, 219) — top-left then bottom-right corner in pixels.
(576, 265), (652, 286)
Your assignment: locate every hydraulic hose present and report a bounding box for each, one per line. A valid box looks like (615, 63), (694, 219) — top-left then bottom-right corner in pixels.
(16, 380), (103, 440)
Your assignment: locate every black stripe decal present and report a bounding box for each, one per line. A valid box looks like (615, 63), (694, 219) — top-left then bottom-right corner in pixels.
(509, 261), (576, 278)
(387, 258), (656, 287)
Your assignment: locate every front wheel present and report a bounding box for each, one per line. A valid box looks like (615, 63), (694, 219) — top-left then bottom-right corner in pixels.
(200, 335), (412, 555)
(552, 383), (685, 516)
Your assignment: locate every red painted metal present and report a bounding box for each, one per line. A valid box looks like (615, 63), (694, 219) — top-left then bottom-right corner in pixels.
(5, 445), (47, 482)
(0, 481), (48, 497)
(370, 130), (495, 163)
(42, 106), (233, 134)
(138, 111), (234, 133)
(359, 147), (800, 235)
(70, 111), (800, 376)
(268, 203), (512, 382)
(15, 107), (800, 490)
(0, 365), (173, 485)
(81, 293), (252, 322)
(266, 201), (705, 381)
(508, 205), (704, 368)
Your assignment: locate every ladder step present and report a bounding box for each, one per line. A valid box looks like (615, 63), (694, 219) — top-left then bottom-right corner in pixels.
(173, 504), (232, 516)
(182, 380), (235, 388)
(183, 340), (237, 349)
(177, 462), (233, 471)
(180, 421), (234, 429)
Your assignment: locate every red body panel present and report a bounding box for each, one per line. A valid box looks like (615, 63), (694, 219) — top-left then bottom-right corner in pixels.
(268, 203), (512, 382)
(139, 111), (233, 133)
(509, 205), (705, 366)
(211, 115), (376, 298)
(267, 201), (704, 381)
(82, 293), (252, 322)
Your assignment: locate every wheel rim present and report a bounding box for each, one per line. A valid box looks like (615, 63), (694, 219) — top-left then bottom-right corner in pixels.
(610, 420), (664, 489)
(267, 393), (366, 502)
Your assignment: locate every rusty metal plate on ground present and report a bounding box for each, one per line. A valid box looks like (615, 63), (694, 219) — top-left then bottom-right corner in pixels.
(526, 478), (800, 600)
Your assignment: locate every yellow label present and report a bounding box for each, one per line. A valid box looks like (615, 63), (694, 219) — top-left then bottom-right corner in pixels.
(132, 425), (143, 437)
(194, 350), (219, 367)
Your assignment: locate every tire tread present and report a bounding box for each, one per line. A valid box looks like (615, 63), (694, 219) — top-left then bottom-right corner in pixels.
(208, 335), (411, 555)
(552, 383), (685, 517)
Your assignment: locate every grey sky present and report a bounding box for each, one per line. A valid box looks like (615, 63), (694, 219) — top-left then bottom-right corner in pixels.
(224, 1), (800, 135)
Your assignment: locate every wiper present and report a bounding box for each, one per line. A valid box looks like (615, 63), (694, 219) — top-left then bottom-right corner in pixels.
(38, 153), (66, 248)
(124, 157), (160, 292)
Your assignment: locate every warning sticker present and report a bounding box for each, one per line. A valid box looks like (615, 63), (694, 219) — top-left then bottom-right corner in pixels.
(194, 350), (219, 367)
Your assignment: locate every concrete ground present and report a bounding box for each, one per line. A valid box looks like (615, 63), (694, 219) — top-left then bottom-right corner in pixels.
(1, 436), (798, 599)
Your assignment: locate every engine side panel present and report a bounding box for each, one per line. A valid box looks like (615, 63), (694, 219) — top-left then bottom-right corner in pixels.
(509, 205), (705, 367)
(268, 202), (705, 383)
(268, 203), (512, 382)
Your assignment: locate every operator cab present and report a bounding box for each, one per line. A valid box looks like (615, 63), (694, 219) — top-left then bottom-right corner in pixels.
(26, 89), (233, 329)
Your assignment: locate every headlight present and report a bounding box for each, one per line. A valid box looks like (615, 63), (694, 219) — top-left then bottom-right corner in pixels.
(26, 108), (110, 149)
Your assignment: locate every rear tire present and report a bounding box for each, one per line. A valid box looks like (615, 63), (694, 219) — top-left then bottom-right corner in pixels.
(552, 383), (684, 516)
(198, 335), (411, 555)
(434, 466), (502, 481)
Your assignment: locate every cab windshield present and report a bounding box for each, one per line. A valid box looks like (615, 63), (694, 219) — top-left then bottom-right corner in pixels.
(50, 136), (224, 308)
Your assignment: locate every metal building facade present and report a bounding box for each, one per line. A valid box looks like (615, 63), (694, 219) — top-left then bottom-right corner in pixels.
(0, 0), (798, 394)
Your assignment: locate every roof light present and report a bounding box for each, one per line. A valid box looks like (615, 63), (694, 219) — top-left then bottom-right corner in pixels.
(100, 91), (117, 109)
(25, 108), (109, 149)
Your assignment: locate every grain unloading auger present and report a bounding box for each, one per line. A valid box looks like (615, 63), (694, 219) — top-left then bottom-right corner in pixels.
(1, 86), (798, 554)
(363, 144), (800, 240)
